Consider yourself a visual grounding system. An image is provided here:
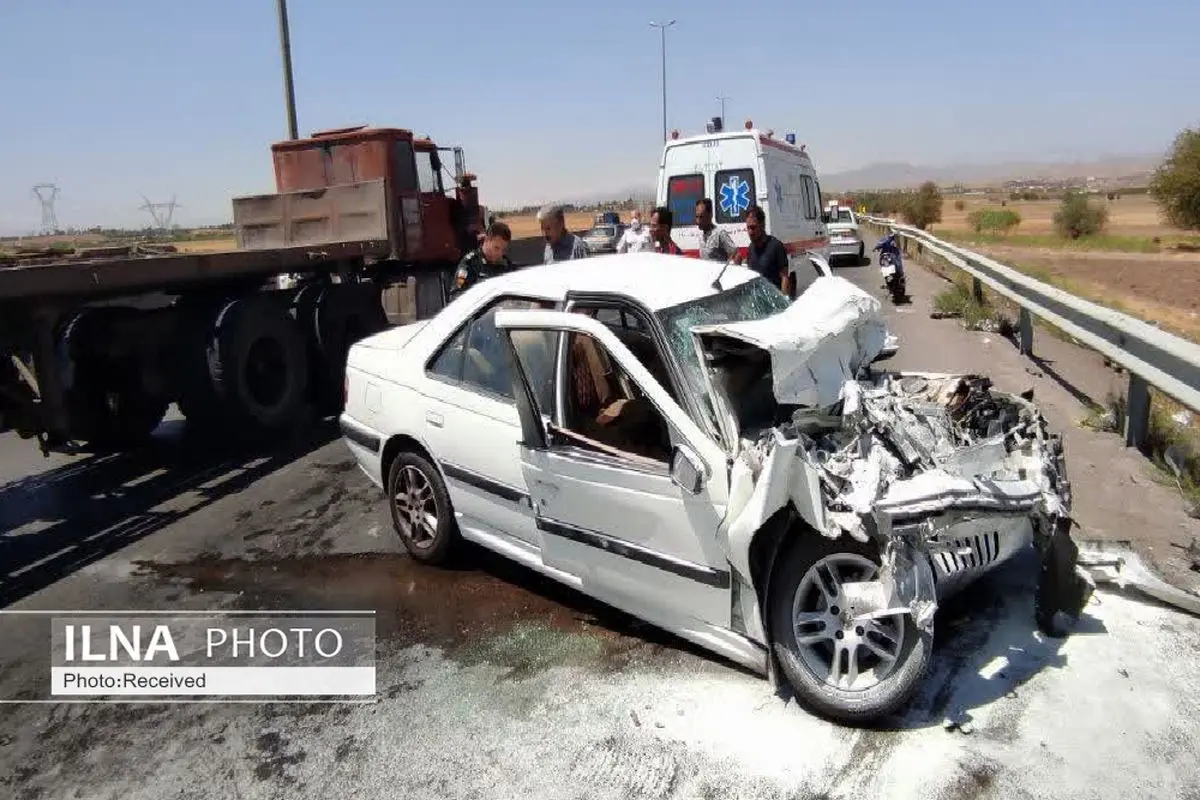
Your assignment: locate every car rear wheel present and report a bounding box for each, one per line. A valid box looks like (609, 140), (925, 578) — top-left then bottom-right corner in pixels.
(387, 451), (458, 565)
(769, 535), (931, 725)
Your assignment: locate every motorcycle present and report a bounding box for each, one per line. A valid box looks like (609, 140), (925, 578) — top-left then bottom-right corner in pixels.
(873, 233), (907, 303)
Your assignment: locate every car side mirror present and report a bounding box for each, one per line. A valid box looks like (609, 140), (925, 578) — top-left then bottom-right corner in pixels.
(669, 444), (705, 495)
(820, 212), (831, 224)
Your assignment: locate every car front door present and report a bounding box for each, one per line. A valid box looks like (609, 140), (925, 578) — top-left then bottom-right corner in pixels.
(492, 308), (735, 632)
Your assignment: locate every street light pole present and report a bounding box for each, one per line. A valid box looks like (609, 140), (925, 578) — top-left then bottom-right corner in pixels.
(649, 20), (676, 142)
(276, 0), (299, 140)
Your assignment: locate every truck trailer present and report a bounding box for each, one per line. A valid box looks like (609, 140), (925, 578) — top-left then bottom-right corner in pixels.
(0, 124), (483, 456)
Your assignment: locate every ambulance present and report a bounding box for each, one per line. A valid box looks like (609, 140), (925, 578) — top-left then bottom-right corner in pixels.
(655, 118), (833, 296)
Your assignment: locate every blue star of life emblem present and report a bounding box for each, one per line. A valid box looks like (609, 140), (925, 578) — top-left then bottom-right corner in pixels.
(719, 175), (751, 217)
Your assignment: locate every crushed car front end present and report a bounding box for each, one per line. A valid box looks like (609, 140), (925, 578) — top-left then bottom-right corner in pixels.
(688, 276), (1092, 723)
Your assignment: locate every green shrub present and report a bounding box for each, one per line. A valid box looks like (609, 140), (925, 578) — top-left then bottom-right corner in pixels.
(1053, 190), (1108, 239)
(902, 182), (944, 230)
(966, 208), (1022, 234)
(1150, 127), (1200, 231)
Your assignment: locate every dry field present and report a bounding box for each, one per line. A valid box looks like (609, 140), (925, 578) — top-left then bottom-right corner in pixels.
(930, 194), (1200, 341)
(937, 192), (1182, 238)
(498, 211), (600, 239)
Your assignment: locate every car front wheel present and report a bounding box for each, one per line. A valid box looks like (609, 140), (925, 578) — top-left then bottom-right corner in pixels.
(387, 451), (459, 565)
(769, 535), (931, 725)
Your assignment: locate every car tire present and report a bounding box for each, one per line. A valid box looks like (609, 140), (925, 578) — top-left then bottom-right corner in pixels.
(387, 450), (459, 565)
(858, 243), (865, 263)
(769, 534), (931, 725)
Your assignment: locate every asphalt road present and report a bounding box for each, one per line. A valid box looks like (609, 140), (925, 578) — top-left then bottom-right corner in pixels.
(2, 238), (1199, 800)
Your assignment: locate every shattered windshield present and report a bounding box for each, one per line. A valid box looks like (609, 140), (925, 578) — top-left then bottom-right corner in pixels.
(656, 277), (792, 405)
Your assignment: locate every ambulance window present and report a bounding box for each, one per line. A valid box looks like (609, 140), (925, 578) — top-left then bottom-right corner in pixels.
(814, 179), (825, 213)
(801, 176), (819, 219)
(714, 169), (756, 224)
(667, 174), (705, 226)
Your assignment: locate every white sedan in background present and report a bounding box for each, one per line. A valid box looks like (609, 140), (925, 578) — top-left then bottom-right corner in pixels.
(338, 252), (1088, 725)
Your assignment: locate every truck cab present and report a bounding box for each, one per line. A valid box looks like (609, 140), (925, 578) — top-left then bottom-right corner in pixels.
(234, 125), (483, 270)
(655, 119), (831, 295)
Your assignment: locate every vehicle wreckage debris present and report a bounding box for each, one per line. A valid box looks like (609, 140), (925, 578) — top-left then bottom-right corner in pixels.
(1076, 539), (1200, 618)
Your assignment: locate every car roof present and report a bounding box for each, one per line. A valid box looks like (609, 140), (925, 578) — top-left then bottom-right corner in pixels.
(486, 252), (759, 311)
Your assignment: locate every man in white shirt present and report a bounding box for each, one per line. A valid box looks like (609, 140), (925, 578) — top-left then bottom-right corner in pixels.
(615, 211), (653, 253)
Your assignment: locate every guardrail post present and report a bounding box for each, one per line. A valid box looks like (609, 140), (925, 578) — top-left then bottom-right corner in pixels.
(972, 277), (984, 305)
(1124, 374), (1151, 450)
(1018, 307), (1034, 355)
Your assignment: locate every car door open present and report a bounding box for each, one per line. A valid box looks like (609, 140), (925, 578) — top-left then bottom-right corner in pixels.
(492, 308), (737, 634)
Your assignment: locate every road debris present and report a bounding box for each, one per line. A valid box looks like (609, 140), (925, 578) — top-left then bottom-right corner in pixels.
(1077, 539), (1200, 617)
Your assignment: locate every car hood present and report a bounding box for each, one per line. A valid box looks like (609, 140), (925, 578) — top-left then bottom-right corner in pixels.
(692, 275), (888, 410)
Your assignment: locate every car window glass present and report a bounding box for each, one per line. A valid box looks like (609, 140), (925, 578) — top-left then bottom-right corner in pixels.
(461, 298), (555, 400)
(570, 304), (676, 405)
(428, 325), (467, 381)
(553, 331), (673, 464)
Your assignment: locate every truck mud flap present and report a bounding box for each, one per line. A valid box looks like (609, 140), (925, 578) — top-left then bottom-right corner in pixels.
(414, 272), (449, 320)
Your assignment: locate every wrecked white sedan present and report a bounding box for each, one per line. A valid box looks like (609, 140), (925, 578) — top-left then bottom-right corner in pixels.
(339, 253), (1090, 724)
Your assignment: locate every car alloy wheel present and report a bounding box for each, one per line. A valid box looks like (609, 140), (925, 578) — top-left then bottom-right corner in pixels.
(791, 553), (906, 691)
(392, 464), (439, 550)
(769, 535), (931, 724)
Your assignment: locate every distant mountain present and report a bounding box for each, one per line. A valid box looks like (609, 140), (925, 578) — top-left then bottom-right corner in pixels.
(820, 154), (1162, 192)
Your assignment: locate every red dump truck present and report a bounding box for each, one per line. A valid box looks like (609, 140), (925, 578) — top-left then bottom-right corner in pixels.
(0, 124), (484, 455)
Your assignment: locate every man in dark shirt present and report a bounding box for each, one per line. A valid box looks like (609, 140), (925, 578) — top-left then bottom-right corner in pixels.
(743, 205), (789, 291)
(539, 204), (591, 264)
(649, 206), (682, 255)
(450, 221), (513, 299)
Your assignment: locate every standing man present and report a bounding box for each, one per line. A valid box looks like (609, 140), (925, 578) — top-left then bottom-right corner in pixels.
(648, 206), (682, 254)
(743, 206), (790, 291)
(615, 210), (653, 253)
(450, 220), (513, 299)
(539, 204), (591, 264)
(695, 197), (742, 263)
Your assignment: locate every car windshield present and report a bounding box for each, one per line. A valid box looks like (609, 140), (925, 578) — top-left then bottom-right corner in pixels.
(836, 209), (854, 223)
(656, 276), (792, 405)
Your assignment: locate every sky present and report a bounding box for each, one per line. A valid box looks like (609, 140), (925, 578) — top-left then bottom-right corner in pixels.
(2, 0), (1198, 234)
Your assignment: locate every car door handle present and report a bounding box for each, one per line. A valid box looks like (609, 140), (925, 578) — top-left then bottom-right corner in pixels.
(425, 411), (444, 428)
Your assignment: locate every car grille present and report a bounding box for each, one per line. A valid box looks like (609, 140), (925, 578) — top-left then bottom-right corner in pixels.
(929, 530), (1002, 578)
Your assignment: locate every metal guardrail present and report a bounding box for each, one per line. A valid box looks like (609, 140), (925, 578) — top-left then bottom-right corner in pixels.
(860, 215), (1200, 450)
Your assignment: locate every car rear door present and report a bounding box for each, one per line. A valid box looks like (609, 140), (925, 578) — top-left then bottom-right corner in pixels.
(491, 308), (735, 632)
(419, 294), (558, 550)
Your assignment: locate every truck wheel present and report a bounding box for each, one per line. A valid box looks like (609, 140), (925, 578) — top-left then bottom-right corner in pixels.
(207, 297), (309, 433)
(768, 534), (931, 725)
(309, 284), (389, 412)
(58, 309), (168, 450)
